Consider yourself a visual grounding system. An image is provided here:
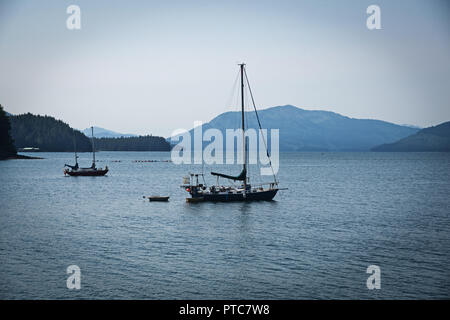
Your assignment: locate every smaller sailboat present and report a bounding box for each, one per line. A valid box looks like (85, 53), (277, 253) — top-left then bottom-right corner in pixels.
(64, 127), (108, 176)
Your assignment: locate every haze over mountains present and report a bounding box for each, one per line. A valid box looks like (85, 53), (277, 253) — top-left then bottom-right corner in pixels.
(82, 127), (137, 138)
(5, 106), (449, 153)
(172, 105), (420, 151)
(372, 121), (450, 152)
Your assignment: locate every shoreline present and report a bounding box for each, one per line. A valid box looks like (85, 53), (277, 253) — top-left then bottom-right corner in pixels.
(1, 153), (44, 160)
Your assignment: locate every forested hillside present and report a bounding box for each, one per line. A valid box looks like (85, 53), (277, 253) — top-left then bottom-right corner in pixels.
(94, 136), (171, 151)
(9, 113), (92, 152)
(9, 112), (170, 152)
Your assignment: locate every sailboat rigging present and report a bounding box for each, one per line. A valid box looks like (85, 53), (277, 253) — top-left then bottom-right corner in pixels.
(182, 63), (281, 202)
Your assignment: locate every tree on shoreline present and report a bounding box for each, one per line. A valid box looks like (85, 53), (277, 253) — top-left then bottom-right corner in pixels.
(0, 104), (17, 159)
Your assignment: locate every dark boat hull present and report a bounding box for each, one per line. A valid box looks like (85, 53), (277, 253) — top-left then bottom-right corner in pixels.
(148, 196), (170, 202)
(190, 189), (278, 202)
(65, 169), (108, 176)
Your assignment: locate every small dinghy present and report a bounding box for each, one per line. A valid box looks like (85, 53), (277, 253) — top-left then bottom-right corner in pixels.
(146, 196), (170, 202)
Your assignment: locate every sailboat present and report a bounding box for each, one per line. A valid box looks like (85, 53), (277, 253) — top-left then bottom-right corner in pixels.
(182, 63), (280, 202)
(64, 127), (108, 176)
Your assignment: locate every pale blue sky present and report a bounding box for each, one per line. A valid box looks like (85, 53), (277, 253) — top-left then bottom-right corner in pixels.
(0, 0), (449, 136)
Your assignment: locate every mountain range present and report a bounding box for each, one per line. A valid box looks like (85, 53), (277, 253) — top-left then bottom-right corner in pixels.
(171, 105), (420, 151)
(372, 121), (450, 152)
(82, 126), (137, 138)
(4, 105), (449, 153)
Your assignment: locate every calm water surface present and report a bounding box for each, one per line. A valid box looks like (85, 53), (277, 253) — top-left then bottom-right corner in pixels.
(0, 152), (449, 299)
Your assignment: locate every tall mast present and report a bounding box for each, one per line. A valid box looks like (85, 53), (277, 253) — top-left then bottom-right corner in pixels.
(240, 63), (247, 192)
(73, 133), (78, 165)
(91, 126), (96, 167)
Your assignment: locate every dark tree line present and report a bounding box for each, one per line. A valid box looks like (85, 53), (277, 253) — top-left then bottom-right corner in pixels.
(7, 111), (170, 152)
(0, 104), (17, 159)
(93, 136), (171, 151)
(9, 113), (92, 152)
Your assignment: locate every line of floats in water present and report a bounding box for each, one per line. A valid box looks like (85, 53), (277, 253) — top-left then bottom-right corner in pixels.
(92, 159), (173, 163)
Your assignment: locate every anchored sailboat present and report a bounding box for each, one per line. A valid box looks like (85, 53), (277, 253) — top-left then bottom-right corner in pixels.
(64, 127), (108, 176)
(182, 63), (280, 202)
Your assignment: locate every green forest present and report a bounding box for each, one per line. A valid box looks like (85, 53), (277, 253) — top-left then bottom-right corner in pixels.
(7, 111), (171, 152)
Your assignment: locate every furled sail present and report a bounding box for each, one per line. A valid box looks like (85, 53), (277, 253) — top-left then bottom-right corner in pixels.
(211, 168), (246, 181)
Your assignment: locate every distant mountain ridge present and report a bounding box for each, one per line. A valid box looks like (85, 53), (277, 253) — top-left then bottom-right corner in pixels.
(6, 106), (437, 152)
(172, 105), (419, 151)
(82, 126), (137, 138)
(372, 121), (450, 152)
